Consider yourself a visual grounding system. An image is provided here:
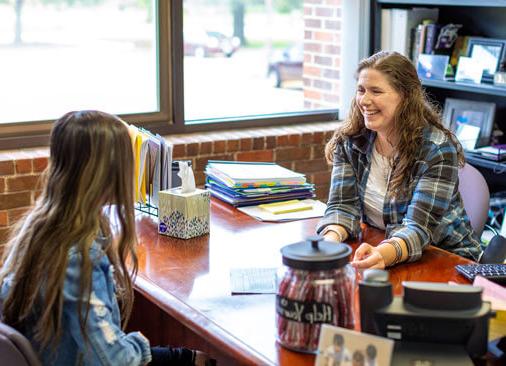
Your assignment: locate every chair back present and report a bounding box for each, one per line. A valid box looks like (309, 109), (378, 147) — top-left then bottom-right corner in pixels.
(0, 322), (41, 366)
(458, 163), (489, 237)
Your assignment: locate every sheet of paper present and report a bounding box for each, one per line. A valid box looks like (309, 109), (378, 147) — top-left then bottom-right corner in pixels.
(237, 199), (326, 222)
(230, 267), (277, 294)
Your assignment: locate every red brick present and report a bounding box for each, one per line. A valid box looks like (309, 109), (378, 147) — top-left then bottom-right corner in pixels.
(213, 140), (226, 154)
(15, 159), (32, 174)
(304, 6), (312, 16)
(316, 7), (334, 16)
(324, 20), (341, 31)
(314, 31), (333, 42)
(227, 140), (240, 153)
(0, 160), (15, 176)
(6, 175), (40, 192)
(252, 137), (265, 150)
(304, 66), (321, 78)
(0, 227), (11, 244)
(195, 157), (210, 172)
(276, 147), (311, 162)
(266, 136), (276, 149)
(277, 134), (301, 147)
(301, 133), (313, 145)
(315, 185), (330, 201)
(305, 19), (321, 28)
(33, 157), (48, 173)
(235, 150), (273, 162)
(311, 171), (332, 185)
(7, 207), (29, 225)
(186, 143), (199, 156)
(313, 132), (325, 143)
(200, 142), (212, 155)
(0, 211), (7, 227)
(0, 192), (31, 210)
(194, 172), (206, 187)
(0, 178), (4, 193)
(278, 161), (294, 170)
(305, 43), (322, 53)
(304, 89), (322, 100)
(312, 145), (326, 159)
(172, 144), (186, 158)
(294, 159), (329, 173)
(240, 138), (253, 151)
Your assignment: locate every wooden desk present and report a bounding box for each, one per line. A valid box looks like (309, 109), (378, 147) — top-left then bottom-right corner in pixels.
(128, 198), (473, 365)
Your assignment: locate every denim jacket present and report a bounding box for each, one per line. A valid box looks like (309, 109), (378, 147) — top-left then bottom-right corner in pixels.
(316, 126), (482, 262)
(0, 236), (152, 366)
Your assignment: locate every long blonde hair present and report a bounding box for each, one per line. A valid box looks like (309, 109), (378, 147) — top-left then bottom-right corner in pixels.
(0, 111), (137, 349)
(325, 51), (464, 197)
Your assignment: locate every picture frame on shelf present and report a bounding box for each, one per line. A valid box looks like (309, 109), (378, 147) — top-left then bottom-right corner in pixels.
(455, 56), (483, 84)
(466, 37), (506, 83)
(442, 98), (496, 148)
(416, 54), (449, 81)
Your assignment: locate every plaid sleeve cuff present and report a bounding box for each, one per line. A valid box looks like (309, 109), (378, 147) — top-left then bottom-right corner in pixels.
(316, 211), (361, 239)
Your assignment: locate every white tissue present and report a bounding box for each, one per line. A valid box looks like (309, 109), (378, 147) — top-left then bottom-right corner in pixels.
(178, 161), (196, 193)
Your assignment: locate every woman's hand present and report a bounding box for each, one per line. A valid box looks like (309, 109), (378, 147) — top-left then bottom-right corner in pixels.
(351, 243), (387, 269)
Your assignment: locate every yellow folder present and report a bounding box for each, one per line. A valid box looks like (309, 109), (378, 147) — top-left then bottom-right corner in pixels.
(258, 200), (313, 215)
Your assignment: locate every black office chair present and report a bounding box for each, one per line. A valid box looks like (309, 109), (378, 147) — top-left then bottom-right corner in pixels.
(0, 322), (41, 366)
(458, 163), (506, 264)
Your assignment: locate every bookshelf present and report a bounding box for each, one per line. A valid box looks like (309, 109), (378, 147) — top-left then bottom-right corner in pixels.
(370, 0), (506, 192)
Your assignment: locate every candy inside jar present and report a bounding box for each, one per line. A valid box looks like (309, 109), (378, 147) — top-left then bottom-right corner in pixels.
(276, 235), (355, 353)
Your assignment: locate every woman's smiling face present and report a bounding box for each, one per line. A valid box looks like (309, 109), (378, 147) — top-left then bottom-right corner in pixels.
(356, 68), (402, 135)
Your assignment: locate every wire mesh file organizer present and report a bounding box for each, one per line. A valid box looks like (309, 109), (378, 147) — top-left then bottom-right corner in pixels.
(133, 127), (179, 218)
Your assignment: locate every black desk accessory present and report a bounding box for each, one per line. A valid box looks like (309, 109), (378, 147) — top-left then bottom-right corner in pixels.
(359, 269), (493, 358)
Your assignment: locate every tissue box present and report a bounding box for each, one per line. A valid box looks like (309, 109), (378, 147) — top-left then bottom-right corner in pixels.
(158, 188), (211, 239)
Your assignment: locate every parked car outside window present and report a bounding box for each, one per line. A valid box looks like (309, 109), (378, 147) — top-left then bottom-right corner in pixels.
(267, 43), (303, 88)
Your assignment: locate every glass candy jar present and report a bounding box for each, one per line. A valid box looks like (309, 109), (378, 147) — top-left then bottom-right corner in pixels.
(276, 236), (355, 353)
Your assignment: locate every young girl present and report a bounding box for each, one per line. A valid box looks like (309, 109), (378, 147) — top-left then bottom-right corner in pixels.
(0, 111), (209, 365)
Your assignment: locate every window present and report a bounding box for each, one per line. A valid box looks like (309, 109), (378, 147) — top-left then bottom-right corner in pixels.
(1, 0), (344, 149)
(0, 0), (163, 148)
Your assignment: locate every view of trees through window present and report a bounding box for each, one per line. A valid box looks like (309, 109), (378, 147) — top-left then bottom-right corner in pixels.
(0, 0), (341, 127)
(184, 0), (315, 122)
(0, 0), (157, 124)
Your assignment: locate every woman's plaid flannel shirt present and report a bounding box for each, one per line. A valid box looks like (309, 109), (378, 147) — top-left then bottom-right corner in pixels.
(316, 126), (482, 262)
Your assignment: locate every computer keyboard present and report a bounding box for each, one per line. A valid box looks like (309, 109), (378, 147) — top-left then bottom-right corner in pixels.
(455, 264), (506, 284)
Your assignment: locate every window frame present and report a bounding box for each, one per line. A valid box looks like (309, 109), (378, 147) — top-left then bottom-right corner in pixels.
(0, 0), (339, 150)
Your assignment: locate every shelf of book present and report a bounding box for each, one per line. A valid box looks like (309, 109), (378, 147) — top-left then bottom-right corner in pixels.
(421, 79), (506, 97)
(377, 0), (506, 7)
(465, 153), (506, 172)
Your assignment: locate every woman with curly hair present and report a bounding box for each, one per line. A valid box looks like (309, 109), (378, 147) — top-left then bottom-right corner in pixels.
(317, 51), (482, 269)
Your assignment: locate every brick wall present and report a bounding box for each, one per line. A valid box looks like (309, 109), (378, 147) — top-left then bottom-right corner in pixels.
(303, 0), (342, 109)
(0, 122), (339, 244)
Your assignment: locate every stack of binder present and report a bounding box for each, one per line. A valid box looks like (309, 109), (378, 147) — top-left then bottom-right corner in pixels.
(204, 161), (315, 207)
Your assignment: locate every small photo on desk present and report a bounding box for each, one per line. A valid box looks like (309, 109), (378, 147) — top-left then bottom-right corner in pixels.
(315, 324), (393, 366)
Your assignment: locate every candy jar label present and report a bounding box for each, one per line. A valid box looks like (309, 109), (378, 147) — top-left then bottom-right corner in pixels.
(276, 295), (334, 324)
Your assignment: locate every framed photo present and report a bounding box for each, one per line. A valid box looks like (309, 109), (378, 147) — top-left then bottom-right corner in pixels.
(443, 98), (496, 148)
(466, 37), (506, 83)
(417, 54), (450, 81)
(315, 324), (394, 366)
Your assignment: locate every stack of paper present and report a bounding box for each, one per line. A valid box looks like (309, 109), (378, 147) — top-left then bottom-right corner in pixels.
(204, 161), (315, 207)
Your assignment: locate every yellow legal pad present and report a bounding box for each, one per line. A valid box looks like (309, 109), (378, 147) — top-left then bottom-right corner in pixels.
(258, 200), (313, 215)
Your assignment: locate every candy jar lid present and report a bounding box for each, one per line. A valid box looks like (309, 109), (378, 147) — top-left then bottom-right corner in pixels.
(280, 235), (352, 271)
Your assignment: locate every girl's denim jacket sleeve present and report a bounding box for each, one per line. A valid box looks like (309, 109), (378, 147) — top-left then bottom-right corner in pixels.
(53, 239), (152, 366)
